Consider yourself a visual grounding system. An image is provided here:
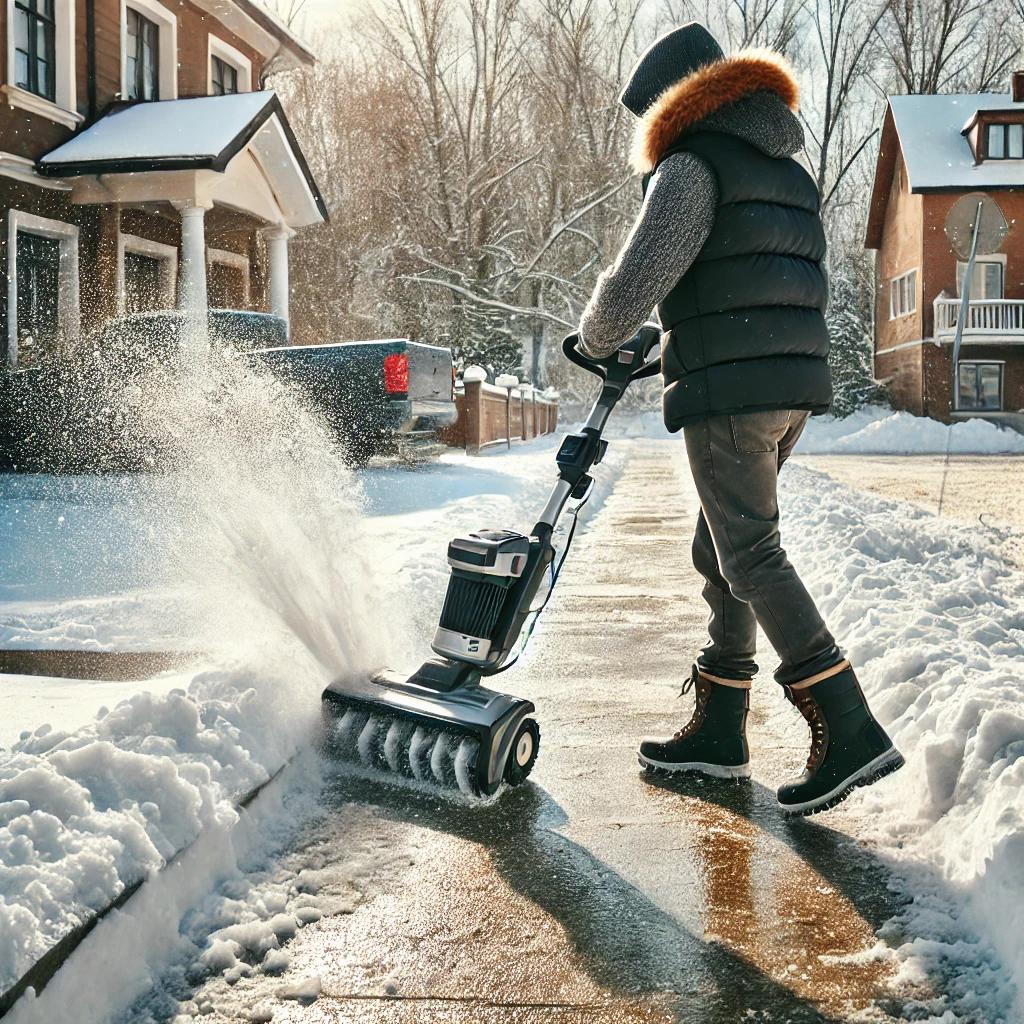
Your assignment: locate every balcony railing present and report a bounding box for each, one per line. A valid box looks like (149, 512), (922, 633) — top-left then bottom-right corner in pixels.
(934, 297), (1024, 337)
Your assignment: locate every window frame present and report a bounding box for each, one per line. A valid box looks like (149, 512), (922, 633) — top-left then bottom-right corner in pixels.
(207, 35), (253, 95)
(120, 0), (177, 102)
(985, 122), (1024, 161)
(116, 231), (178, 315)
(3, 0), (79, 128)
(889, 268), (918, 320)
(956, 360), (1005, 412)
(207, 247), (252, 308)
(5, 209), (79, 369)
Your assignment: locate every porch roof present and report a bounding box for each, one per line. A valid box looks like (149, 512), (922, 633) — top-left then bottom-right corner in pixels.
(37, 92), (327, 226)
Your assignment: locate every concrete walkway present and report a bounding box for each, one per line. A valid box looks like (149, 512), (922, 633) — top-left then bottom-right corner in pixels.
(176, 441), (921, 1023)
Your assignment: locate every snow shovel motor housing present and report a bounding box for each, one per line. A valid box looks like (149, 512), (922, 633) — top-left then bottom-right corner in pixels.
(321, 326), (662, 797)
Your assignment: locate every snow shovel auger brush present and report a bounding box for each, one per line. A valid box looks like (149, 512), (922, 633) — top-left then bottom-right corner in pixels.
(321, 326), (662, 798)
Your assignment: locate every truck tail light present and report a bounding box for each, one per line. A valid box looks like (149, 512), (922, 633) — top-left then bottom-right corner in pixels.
(384, 353), (409, 395)
(451, 365), (457, 400)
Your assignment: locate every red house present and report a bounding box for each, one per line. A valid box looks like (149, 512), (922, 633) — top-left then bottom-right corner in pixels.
(865, 75), (1024, 424)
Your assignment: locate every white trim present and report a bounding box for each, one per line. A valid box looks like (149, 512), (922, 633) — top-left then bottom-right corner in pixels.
(888, 267), (918, 320)
(207, 246), (251, 306)
(4, 0), (78, 123)
(207, 35), (253, 94)
(0, 151), (72, 190)
(6, 209), (80, 368)
(117, 231), (179, 314)
(121, 0), (178, 101)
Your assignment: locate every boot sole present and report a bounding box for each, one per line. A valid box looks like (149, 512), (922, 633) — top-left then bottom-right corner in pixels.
(638, 754), (751, 780)
(778, 746), (905, 817)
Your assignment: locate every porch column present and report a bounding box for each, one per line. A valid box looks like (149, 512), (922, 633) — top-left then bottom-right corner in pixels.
(174, 202), (210, 316)
(264, 225), (294, 333)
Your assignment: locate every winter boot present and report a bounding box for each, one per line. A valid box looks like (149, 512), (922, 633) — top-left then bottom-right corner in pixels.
(638, 665), (751, 779)
(777, 661), (904, 816)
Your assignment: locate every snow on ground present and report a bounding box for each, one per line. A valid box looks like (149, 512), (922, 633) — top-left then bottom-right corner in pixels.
(0, 360), (620, 1022)
(799, 404), (1024, 454)
(779, 462), (1024, 1018)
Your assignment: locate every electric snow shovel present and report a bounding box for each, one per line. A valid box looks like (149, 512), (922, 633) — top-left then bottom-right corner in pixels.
(321, 325), (662, 797)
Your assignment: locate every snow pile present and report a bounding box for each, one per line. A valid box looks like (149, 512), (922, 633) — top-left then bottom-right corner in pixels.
(780, 464), (1024, 1015)
(800, 405), (1024, 454)
(0, 673), (296, 995)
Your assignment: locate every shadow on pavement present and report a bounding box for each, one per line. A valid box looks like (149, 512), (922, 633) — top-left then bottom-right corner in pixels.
(323, 770), (881, 1023)
(638, 770), (905, 936)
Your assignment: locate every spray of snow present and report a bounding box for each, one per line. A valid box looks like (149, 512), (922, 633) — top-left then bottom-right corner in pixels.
(0, 350), (395, 1009)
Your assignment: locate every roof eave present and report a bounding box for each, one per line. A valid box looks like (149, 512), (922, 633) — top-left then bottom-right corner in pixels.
(864, 103), (897, 250)
(233, 0), (316, 68)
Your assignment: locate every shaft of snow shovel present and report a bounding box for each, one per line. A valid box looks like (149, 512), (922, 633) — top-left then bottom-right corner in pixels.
(951, 199), (984, 413)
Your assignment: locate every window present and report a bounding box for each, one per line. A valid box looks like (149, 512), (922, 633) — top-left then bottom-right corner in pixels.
(6, 210), (79, 369)
(121, 0), (177, 101)
(13, 0), (56, 101)
(126, 8), (159, 100)
(4, 0), (78, 126)
(956, 258), (1004, 299)
(957, 362), (1003, 411)
(15, 231), (60, 367)
(211, 55), (237, 95)
(889, 269), (917, 319)
(207, 36), (252, 95)
(986, 123), (1024, 160)
(117, 233), (178, 315)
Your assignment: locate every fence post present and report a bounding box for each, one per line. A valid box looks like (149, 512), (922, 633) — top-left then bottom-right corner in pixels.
(462, 365), (487, 456)
(495, 374), (518, 449)
(520, 387), (528, 440)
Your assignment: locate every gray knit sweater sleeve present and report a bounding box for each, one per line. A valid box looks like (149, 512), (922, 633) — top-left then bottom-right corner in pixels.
(577, 153), (717, 359)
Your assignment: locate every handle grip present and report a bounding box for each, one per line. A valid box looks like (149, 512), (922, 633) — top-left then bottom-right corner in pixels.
(562, 326), (662, 385)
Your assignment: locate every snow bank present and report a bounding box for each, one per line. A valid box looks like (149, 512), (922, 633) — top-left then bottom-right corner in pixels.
(800, 405), (1024, 454)
(779, 464), (1024, 1014)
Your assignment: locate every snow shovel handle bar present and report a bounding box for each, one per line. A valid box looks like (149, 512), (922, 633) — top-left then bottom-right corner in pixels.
(532, 326), (662, 532)
(560, 325), (663, 389)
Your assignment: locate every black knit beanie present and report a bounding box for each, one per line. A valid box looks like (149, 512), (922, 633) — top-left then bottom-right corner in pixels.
(620, 23), (725, 117)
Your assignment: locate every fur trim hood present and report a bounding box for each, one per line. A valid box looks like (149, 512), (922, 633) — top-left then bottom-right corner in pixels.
(630, 48), (800, 174)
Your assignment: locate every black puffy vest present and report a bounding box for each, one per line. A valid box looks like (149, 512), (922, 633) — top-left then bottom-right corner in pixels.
(644, 131), (832, 430)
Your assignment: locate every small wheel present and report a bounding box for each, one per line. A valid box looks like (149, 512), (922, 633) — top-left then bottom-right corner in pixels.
(504, 719), (540, 786)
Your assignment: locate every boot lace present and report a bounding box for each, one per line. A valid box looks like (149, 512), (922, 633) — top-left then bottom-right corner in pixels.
(791, 690), (827, 771)
(673, 667), (711, 741)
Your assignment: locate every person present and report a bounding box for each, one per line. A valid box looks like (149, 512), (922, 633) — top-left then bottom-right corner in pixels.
(576, 24), (903, 816)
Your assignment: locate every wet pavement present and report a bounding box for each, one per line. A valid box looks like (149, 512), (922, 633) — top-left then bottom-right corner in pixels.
(171, 441), (918, 1023)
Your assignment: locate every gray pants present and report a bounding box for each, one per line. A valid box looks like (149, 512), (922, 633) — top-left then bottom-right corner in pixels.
(683, 410), (841, 685)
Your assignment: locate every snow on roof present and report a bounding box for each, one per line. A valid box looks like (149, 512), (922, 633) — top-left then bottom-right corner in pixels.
(39, 92), (276, 169)
(890, 92), (1024, 191)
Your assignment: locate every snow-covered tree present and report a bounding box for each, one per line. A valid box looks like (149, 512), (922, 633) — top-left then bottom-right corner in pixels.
(826, 250), (887, 416)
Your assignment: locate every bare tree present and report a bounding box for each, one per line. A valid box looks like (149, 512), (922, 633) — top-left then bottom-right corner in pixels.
(799, 0), (886, 212)
(875, 0), (1020, 95)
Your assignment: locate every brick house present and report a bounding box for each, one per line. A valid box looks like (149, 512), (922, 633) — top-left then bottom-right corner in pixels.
(0, 0), (326, 369)
(865, 77), (1024, 423)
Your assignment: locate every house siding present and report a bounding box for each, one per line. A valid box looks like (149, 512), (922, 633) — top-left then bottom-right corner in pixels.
(874, 151), (925, 414)
(1, 1), (298, 361)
